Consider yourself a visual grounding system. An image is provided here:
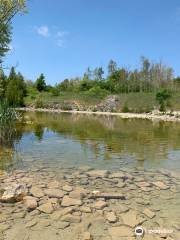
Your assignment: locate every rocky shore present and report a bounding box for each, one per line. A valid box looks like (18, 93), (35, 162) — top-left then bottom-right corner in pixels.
(0, 167), (180, 240)
(17, 107), (180, 123)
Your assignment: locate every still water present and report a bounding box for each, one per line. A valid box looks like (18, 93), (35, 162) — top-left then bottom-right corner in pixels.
(1, 112), (180, 171)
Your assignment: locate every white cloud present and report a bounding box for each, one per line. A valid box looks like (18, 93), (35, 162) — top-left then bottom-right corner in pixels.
(56, 31), (69, 48)
(34, 25), (69, 47)
(36, 25), (50, 37)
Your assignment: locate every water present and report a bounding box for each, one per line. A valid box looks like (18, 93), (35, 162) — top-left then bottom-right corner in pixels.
(1, 111), (180, 172)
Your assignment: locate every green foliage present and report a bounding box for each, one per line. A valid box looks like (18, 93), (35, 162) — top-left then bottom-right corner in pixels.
(86, 86), (108, 97)
(35, 74), (46, 92)
(0, 101), (19, 124)
(5, 68), (27, 106)
(122, 103), (130, 113)
(156, 89), (172, 112)
(34, 96), (44, 109)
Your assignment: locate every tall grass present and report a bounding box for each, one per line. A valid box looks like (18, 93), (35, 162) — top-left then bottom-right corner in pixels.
(0, 101), (20, 147)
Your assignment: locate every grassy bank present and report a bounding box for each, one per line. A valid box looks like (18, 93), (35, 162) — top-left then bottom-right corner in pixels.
(24, 90), (180, 113)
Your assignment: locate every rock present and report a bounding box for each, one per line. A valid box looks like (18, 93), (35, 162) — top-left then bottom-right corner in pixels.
(30, 186), (44, 198)
(87, 170), (109, 178)
(136, 182), (151, 188)
(105, 212), (117, 223)
(82, 232), (93, 240)
(44, 189), (64, 198)
(69, 188), (88, 199)
(152, 181), (169, 190)
(143, 208), (156, 219)
(61, 214), (81, 223)
(25, 219), (37, 228)
(23, 196), (38, 210)
(47, 180), (60, 188)
(62, 185), (73, 192)
(38, 219), (51, 227)
(108, 226), (134, 238)
(121, 210), (145, 228)
(61, 196), (82, 207)
(0, 183), (27, 203)
(0, 223), (11, 232)
(109, 172), (125, 179)
(50, 207), (73, 220)
(94, 200), (107, 210)
(116, 181), (126, 188)
(53, 221), (70, 229)
(38, 202), (54, 214)
(80, 206), (92, 213)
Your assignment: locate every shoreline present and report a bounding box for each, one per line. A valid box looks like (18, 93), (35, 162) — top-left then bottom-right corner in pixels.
(17, 107), (180, 122)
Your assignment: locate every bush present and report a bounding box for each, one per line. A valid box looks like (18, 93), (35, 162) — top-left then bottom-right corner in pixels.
(34, 97), (44, 109)
(156, 89), (171, 112)
(122, 103), (130, 113)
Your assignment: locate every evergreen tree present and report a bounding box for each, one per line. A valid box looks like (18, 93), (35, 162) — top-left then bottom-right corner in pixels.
(35, 73), (46, 92)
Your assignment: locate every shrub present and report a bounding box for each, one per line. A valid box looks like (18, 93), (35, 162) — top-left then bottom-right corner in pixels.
(122, 103), (130, 113)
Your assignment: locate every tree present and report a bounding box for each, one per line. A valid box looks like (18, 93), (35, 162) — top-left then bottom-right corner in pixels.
(0, 68), (7, 99)
(156, 89), (171, 112)
(35, 74), (46, 92)
(94, 67), (104, 81)
(108, 60), (117, 76)
(5, 68), (27, 106)
(0, 0), (26, 64)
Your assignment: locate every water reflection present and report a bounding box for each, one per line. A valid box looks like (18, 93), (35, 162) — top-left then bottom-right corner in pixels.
(1, 111), (180, 171)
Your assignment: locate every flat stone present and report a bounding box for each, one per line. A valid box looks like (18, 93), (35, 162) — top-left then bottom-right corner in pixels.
(38, 202), (54, 214)
(0, 223), (11, 232)
(30, 186), (44, 198)
(50, 207), (73, 220)
(53, 221), (70, 229)
(87, 170), (109, 178)
(135, 182), (151, 188)
(23, 196), (38, 210)
(25, 219), (37, 228)
(62, 185), (73, 192)
(44, 189), (64, 198)
(82, 232), (93, 240)
(121, 210), (145, 228)
(105, 212), (117, 223)
(69, 187), (88, 199)
(47, 180), (60, 188)
(143, 208), (156, 219)
(61, 214), (81, 223)
(94, 200), (107, 210)
(108, 226), (134, 238)
(109, 172), (125, 179)
(61, 196), (82, 207)
(152, 181), (169, 190)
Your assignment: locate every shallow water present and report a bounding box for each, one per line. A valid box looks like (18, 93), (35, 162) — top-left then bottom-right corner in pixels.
(1, 111), (180, 172)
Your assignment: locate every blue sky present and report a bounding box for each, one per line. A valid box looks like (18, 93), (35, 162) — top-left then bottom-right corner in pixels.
(5, 0), (180, 85)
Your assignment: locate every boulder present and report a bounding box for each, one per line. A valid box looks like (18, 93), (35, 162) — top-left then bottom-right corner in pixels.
(62, 185), (73, 192)
(23, 196), (38, 210)
(82, 232), (93, 240)
(0, 184), (27, 203)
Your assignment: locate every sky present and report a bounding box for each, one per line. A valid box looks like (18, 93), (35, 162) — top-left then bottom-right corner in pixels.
(4, 0), (180, 85)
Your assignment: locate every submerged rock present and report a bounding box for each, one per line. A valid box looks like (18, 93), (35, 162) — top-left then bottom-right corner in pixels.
(0, 183), (27, 203)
